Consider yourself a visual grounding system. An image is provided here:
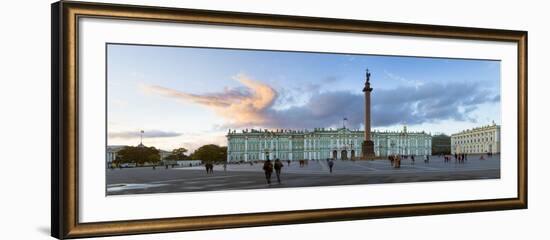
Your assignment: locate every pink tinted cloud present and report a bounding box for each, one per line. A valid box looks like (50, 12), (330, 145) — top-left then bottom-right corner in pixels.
(140, 74), (277, 127)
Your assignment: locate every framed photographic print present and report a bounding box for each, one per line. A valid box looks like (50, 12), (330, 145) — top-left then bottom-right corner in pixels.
(51, 1), (527, 239)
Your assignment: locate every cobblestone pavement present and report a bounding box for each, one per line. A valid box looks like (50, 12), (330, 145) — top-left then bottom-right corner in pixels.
(107, 154), (500, 195)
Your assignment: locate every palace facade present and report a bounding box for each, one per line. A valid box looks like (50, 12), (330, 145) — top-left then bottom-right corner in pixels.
(450, 123), (501, 154)
(226, 126), (432, 162)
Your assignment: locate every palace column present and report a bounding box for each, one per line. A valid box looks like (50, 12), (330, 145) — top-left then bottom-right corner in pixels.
(362, 69), (376, 159)
(244, 136), (248, 162)
(289, 137), (293, 160)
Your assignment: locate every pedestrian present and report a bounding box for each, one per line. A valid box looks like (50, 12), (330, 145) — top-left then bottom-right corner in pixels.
(328, 159), (334, 173)
(396, 155), (401, 168)
(263, 160), (273, 184)
(274, 159), (283, 184)
(287, 160), (291, 166)
(223, 162), (227, 172)
(411, 155), (415, 165)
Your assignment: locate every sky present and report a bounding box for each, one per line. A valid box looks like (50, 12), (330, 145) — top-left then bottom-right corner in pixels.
(107, 44), (501, 152)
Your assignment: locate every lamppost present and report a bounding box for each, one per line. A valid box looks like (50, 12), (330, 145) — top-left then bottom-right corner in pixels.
(138, 129), (145, 148)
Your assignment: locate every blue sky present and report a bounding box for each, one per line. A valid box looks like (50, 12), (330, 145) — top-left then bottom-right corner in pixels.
(107, 44), (501, 151)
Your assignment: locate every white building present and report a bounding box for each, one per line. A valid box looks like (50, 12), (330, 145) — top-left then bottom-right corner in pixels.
(106, 145), (125, 164)
(176, 160), (202, 167)
(450, 123), (501, 154)
(226, 126), (431, 162)
(106, 145), (171, 165)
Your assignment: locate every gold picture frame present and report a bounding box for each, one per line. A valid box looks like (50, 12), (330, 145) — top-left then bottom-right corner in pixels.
(51, 1), (527, 239)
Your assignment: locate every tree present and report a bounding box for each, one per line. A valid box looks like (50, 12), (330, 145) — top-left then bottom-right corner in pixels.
(190, 144), (227, 163)
(114, 146), (161, 165)
(165, 147), (189, 160)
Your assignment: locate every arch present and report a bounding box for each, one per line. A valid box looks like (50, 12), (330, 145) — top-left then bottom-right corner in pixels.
(341, 150), (348, 160)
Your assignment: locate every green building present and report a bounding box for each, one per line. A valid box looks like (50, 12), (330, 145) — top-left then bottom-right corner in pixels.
(431, 134), (451, 155)
(226, 126), (432, 162)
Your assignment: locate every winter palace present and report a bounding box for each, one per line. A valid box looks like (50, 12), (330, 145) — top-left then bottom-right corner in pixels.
(226, 126), (432, 162)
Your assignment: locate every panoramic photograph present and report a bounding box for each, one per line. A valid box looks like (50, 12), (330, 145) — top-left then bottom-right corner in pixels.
(106, 43), (501, 195)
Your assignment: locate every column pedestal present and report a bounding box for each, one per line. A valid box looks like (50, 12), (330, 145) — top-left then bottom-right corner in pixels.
(362, 140), (375, 159)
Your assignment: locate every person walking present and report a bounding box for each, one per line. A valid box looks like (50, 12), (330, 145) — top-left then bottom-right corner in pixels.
(274, 159), (283, 184)
(223, 162), (227, 172)
(328, 159), (334, 173)
(263, 160), (274, 184)
(396, 155), (401, 168)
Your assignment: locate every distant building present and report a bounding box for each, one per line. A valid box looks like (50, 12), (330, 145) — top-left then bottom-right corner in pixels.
(106, 145), (171, 166)
(450, 123), (501, 154)
(432, 134), (451, 155)
(106, 145), (126, 164)
(159, 149), (171, 160)
(175, 160), (202, 167)
(226, 125), (432, 162)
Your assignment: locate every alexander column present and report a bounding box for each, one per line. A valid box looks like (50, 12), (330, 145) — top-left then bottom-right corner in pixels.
(362, 69), (375, 159)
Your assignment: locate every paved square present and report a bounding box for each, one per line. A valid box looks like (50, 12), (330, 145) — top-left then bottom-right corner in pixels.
(107, 154), (500, 195)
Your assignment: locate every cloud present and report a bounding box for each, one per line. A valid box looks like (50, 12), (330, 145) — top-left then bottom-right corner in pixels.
(371, 81), (499, 126)
(384, 70), (425, 89)
(141, 74), (499, 130)
(109, 130), (182, 139)
(141, 74), (277, 127)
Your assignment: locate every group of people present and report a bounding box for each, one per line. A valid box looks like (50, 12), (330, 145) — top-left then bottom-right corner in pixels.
(451, 153), (468, 164)
(388, 154), (431, 168)
(388, 155), (402, 168)
(204, 162), (214, 174)
(441, 152), (493, 163)
(263, 159), (284, 184)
